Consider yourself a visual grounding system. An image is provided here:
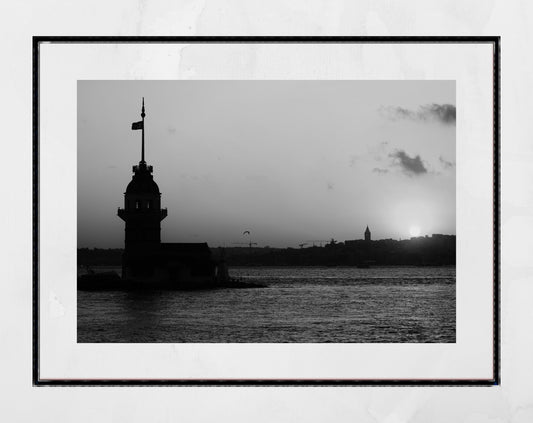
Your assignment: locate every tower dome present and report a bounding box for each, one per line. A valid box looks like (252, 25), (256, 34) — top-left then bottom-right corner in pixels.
(365, 225), (371, 242)
(125, 164), (160, 194)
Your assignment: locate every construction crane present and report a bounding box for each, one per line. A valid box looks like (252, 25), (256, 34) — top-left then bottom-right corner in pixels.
(233, 241), (258, 249)
(234, 230), (258, 252)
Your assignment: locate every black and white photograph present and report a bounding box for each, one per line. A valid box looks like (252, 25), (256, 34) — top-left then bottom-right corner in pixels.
(77, 80), (456, 344)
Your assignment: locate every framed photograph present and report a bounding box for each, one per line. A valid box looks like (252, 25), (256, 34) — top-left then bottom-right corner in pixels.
(33, 36), (500, 385)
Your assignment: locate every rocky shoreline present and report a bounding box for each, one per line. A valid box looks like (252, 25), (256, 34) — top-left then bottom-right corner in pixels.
(77, 271), (267, 291)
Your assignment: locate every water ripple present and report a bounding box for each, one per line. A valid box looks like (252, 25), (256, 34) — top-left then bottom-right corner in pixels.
(78, 266), (455, 343)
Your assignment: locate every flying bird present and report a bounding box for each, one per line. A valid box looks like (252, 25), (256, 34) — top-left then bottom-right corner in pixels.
(243, 230), (250, 235)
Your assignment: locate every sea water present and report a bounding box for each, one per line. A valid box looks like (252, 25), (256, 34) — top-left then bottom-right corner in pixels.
(77, 266), (455, 343)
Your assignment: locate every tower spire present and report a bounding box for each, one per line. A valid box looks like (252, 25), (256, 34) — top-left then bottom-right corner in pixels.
(141, 97), (146, 163)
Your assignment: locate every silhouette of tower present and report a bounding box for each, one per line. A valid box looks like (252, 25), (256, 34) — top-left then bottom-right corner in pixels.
(118, 99), (167, 279)
(115, 98), (217, 286)
(364, 225), (371, 242)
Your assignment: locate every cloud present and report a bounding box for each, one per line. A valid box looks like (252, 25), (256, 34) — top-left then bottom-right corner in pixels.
(422, 104), (456, 124)
(372, 168), (389, 174)
(439, 156), (455, 169)
(389, 150), (427, 176)
(380, 104), (456, 125)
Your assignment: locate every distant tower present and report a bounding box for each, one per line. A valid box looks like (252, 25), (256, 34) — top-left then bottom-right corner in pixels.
(118, 99), (167, 278)
(364, 225), (371, 242)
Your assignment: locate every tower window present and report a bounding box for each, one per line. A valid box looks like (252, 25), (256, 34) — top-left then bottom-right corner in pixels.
(147, 200), (152, 209)
(135, 200), (141, 210)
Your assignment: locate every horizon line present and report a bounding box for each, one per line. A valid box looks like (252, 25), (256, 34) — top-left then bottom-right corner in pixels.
(78, 233), (456, 250)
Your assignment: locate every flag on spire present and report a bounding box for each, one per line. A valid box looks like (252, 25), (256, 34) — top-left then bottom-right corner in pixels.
(132, 121), (143, 130)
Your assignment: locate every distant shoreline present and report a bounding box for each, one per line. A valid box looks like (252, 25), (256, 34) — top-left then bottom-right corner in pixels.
(79, 236), (456, 267)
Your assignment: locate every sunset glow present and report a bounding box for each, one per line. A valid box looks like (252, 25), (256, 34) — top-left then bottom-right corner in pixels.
(409, 226), (421, 237)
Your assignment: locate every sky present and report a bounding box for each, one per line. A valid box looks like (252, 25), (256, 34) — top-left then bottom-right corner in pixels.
(78, 80), (455, 248)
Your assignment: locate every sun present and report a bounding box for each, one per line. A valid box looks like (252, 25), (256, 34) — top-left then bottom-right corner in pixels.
(409, 226), (421, 237)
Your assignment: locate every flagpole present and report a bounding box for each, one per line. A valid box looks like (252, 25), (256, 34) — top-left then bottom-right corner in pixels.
(141, 97), (145, 163)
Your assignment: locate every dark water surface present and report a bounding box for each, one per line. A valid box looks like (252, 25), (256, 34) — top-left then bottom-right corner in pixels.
(77, 266), (455, 343)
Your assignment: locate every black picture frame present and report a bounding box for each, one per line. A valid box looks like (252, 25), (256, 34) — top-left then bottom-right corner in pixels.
(33, 36), (500, 386)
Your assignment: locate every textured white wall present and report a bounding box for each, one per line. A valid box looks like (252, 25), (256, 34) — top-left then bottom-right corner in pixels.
(1, 0), (530, 422)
